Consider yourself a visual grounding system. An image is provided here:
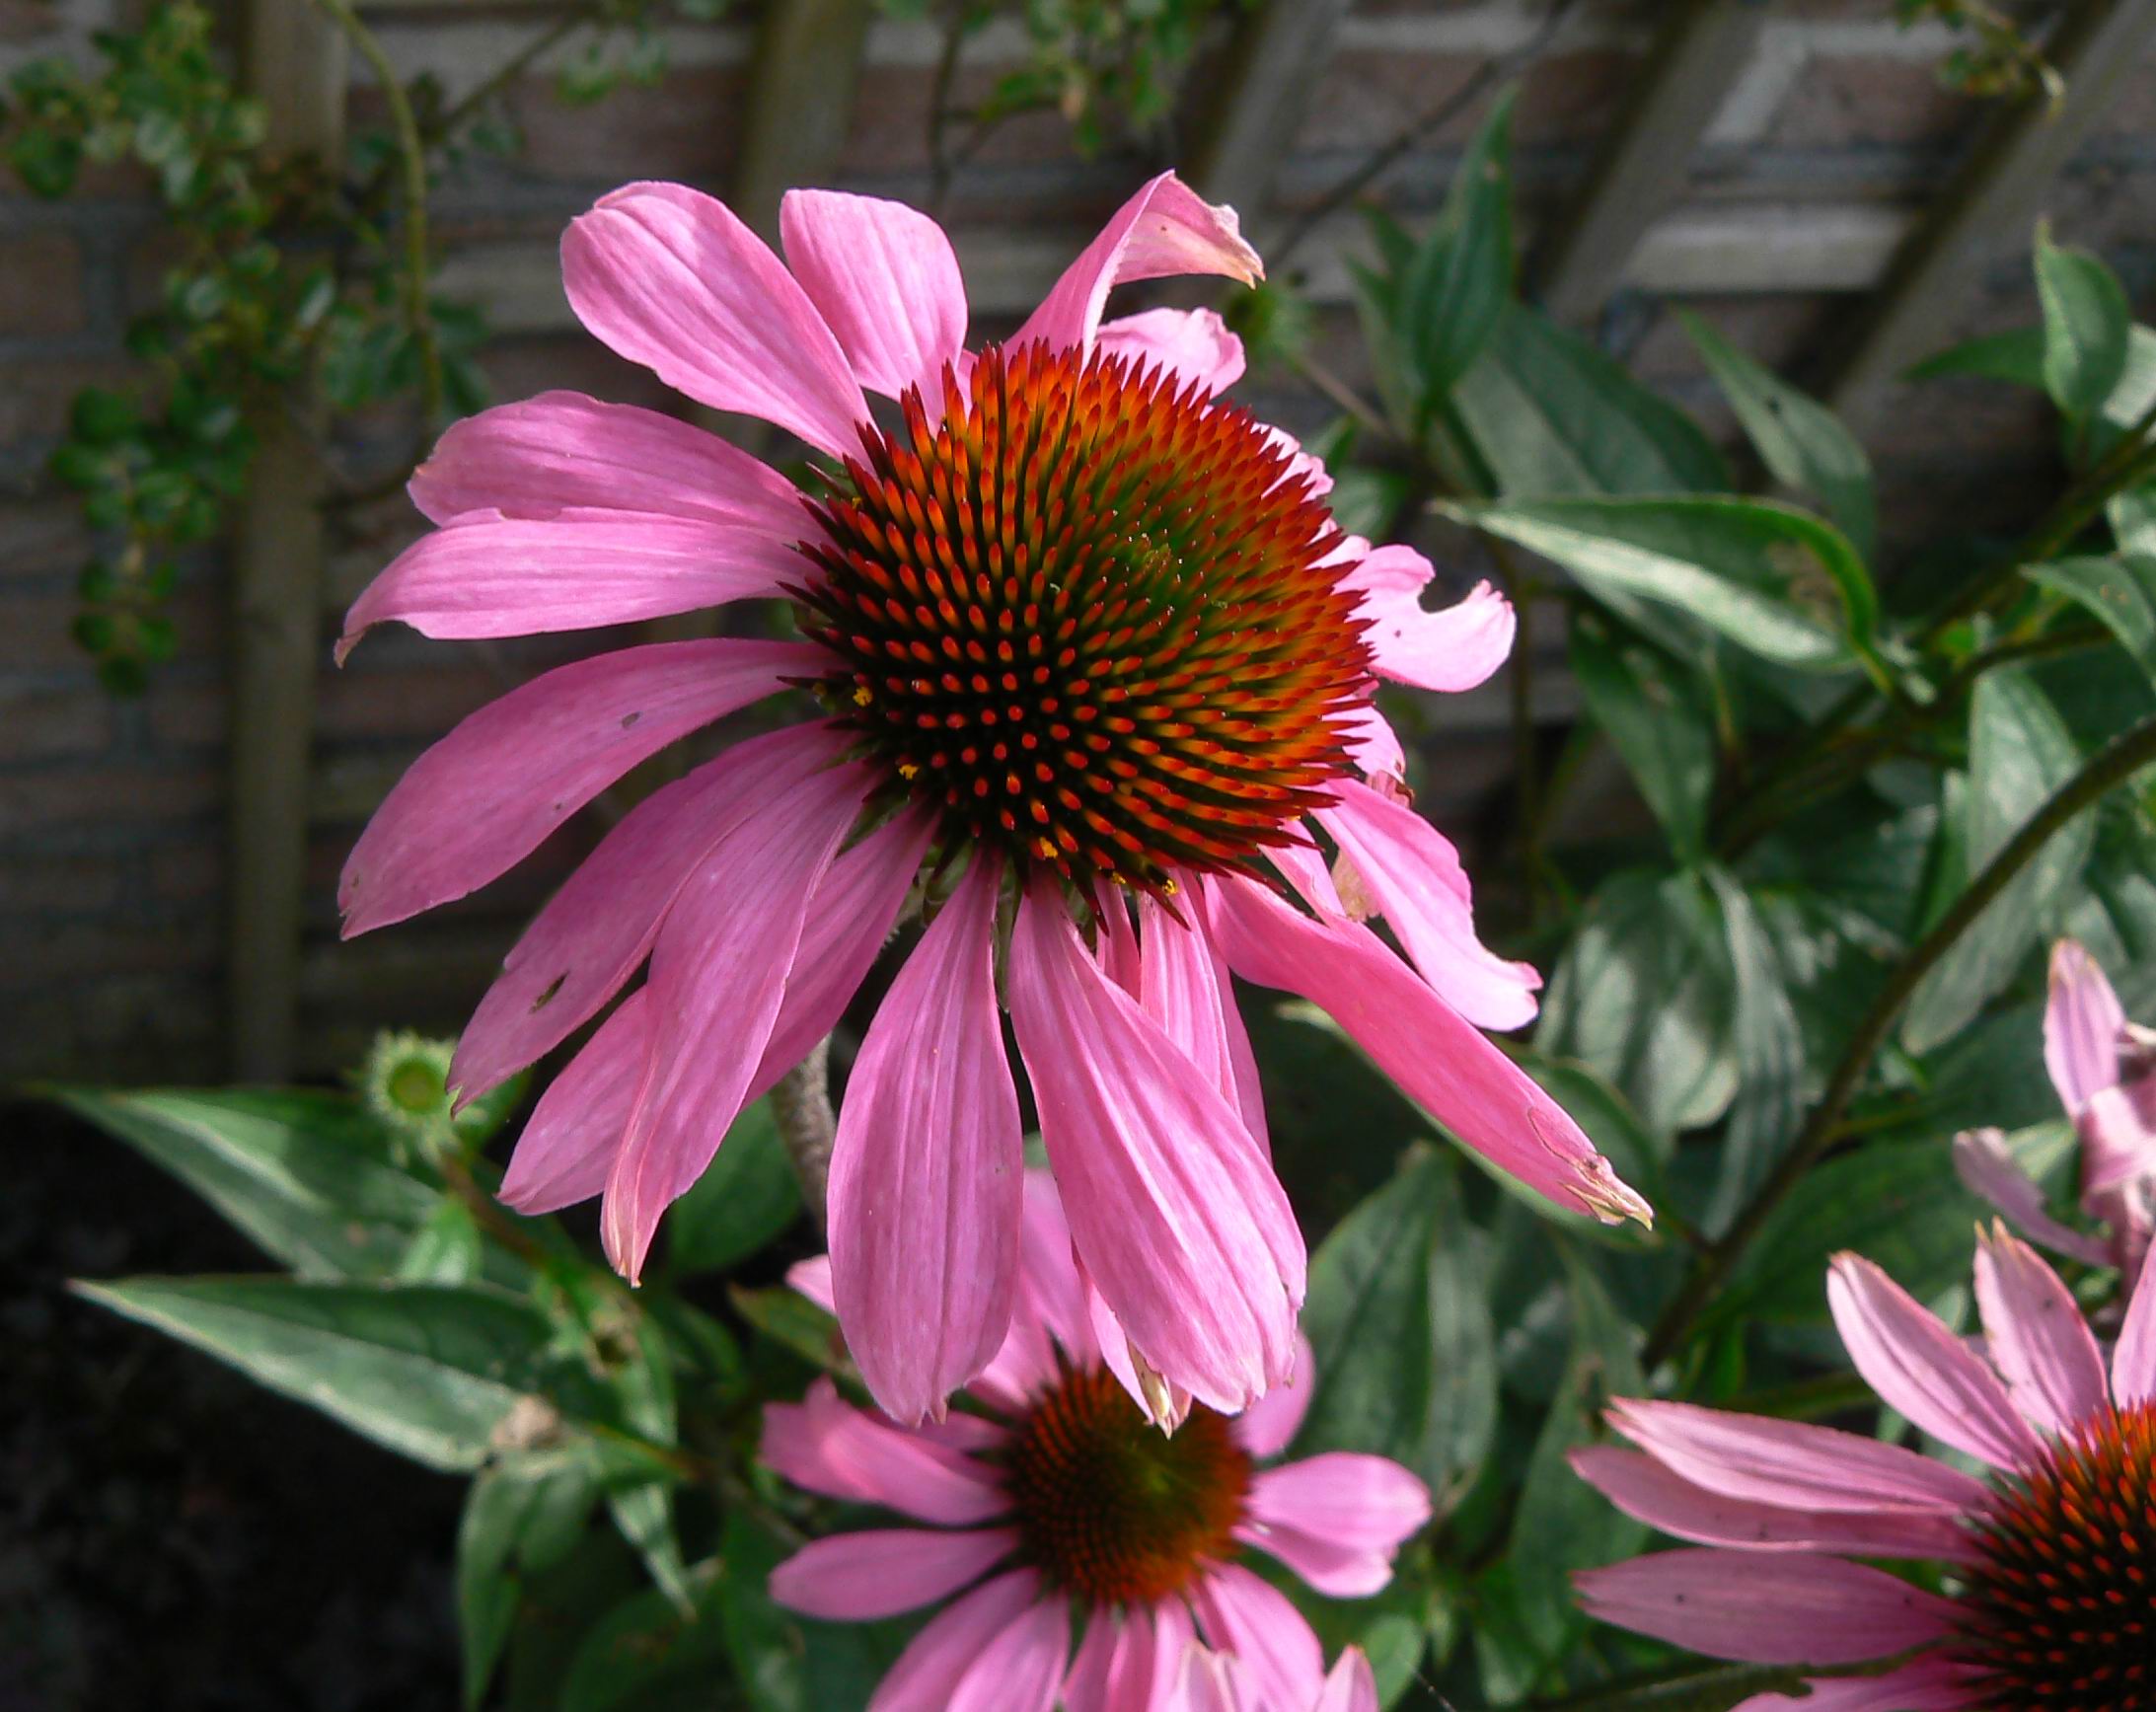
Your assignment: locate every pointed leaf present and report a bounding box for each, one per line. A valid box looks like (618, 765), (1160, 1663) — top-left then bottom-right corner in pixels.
(2036, 226), (2131, 424)
(2027, 554), (2156, 682)
(1567, 612), (1717, 857)
(661, 1097), (801, 1276)
(1400, 86), (1516, 400)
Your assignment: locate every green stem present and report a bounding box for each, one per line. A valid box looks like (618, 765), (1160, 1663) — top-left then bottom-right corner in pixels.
(309, 0), (444, 424)
(1646, 709), (2156, 1368)
(434, 6), (597, 138)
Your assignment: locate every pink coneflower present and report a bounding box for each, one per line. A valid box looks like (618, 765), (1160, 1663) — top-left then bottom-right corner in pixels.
(1571, 1227), (2156, 1708)
(762, 1173), (1428, 1712)
(1956, 939), (2156, 1293)
(336, 171), (1650, 1425)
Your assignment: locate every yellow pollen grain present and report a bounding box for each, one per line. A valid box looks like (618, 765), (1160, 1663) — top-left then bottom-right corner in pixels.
(853, 684), (873, 707)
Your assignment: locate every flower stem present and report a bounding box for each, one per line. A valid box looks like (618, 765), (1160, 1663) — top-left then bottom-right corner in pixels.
(770, 1035), (837, 1228)
(1645, 708), (2156, 1368)
(306, 0), (444, 424)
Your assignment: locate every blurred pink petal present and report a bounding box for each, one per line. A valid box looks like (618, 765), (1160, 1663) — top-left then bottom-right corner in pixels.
(2044, 938), (2125, 1114)
(562, 181), (866, 458)
(497, 991), (647, 1215)
(1230, 1333), (1315, 1459)
(1189, 1564), (1324, 1710)
(866, 1571), (1042, 1712)
(770, 1527), (1016, 1620)
(1313, 1648), (1379, 1712)
(759, 1379), (1008, 1526)
(1952, 1128), (2112, 1266)
(2116, 1241), (2156, 1406)
(946, 1596), (1070, 1712)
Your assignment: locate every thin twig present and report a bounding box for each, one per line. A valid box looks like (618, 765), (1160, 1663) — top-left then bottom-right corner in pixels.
(1645, 709), (2156, 1368)
(1268, 0), (1583, 269)
(435, 5), (599, 139)
(925, 0), (972, 217)
(309, 0), (445, 424)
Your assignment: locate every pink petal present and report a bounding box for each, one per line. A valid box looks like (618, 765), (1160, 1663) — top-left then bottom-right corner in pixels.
(866, 1570), (1041, 1712)
(829, 857), (1024, 1425)
(1005, 887), (1302, 1415)
(769, 1526), (1017, 1620)
(1063, 1607), (1157, 1712)
(408, 391), (803, 532)
(1731, 1659), (1976, 1710)
(1096, 307), (1246, 396)
(1824, 1252), (2042, 1470)
(1139, 891), (1268, 1152)
(1190, 1563), (1324, 1711)
(496, 990), (647, 1215)
(759, 1377), (1008, 1526)
(1342, 700), (1407, 784)
(1972, 1223), (2113, 1435)
(1230, 1332), (1315, 1459)
(1603, 1399), (1988, 1516)
(561, 181), (868, 460)
(1315, 779), (1541, 1031)
(1084, 1276), (1195, 1433)
(1314, 1648), (1379, 1712)
(1335, 548), (1515, 694)
(1238, 1451), (1429, 1598)
(780, 188), (968, 403)
(970, 1170), (1098, 1411)
(2077, 1081), (2156, 1196)
(946, 1597), (1070, 1712)
(1204, 874), (1653, 1227)
(601, 759), (870, 1282)
(338, 639), (819, 937)
(1574, 1549), (1955, 1666)
(2116, 1240), (2156, 1407)
(1012, 172), (1261, 356)
(2045, 938), (2125, 1114)
(1097, 886), (1144, 997)
(336, 514), (805, 659)
(452, 722), (848, 1101)
(748, 808), (939, 1104)
(1952, 1128), (2113, 1266)
(1173, 1646), (1253, 1712)
(1567, 1446), (1979, 1564)
(788, 1254), (835, 1312)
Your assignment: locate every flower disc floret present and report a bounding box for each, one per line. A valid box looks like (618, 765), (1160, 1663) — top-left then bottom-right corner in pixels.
(793, 340), (1372, 892)
(1957, 1400), (2156, 1708)
(1003, 1362), (1252, 1605)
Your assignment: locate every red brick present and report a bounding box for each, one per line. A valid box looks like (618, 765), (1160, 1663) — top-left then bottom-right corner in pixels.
(0, 849), (125, 913)
(0, 499), (92, 580)
(148, 840), (221, 903)
(0, 679), (113, 759)
(315, 659), (507, 740)
(0, 229), (83, 336)
(0, 916), (218, 989)
(1769, 55), (1973, 151)
(144, 678), (227, 748)
(0, 765), (220, 837)
(0, 355), (141, 448)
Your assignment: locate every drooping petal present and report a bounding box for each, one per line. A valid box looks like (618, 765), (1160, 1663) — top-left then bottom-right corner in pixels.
(970, 1169), (1099, 1411)
(1004, 887), (1301, 1414)
(1012, 173), (1261, 356)
(1096, 307), (1246, 396)
(788, 1255), (835, 1312)
(1334, 548), (1514, 694)
(1240, 1452), (1431, 1597)
(1313, 1648), (1379, 1712)
(1173, 1646), (1253, 1712)
(1342, 700), (1408, 784)
(2116, 1241), (2156, 1407)
(946, 1596), (1070, 1712)
(408, 391), (804, 532)
(1231, 1332), (1315, 1459)
(336, 515), (806, 660)
(1972, 1223), (2113, 1435)
(1062, 1607), (1159, 1712)
(780, 188), (968, 402)
(769, 1526), (1017, 1620)
(338, 640), (820, 937)
(1205, 874), (1652, 1227)
(2044, 938), (2125, 1114)
(1139, 890), (1268, 1151)
(1603, 1399), (1988, 1516)
(561, 182), (868, 459)
(758, 1378), (1008, 1526)
(1315, 778), (1541, 1031)
(1568, 1447), (1980, 1564)
(2078, 1081), (2156, 1196)
(1573, 1549), (1956, 1666)
(601, 759), (870, 1281)
(497, 991), (647, 1215)
(1952, 1128), (2113, 1266)
(452, 721), (848, 1101)
(1189, 1563), (1325, 1711)
(1824, 1253), (2043, 1470)
(829, 857), (1023, 1425)
(866, 1570), (1041, 1712)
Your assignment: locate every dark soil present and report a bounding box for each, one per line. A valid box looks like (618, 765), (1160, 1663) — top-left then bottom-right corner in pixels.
(1, 1099), (462, 1712)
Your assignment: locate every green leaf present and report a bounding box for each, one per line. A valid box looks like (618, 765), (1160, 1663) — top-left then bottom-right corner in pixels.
(562, 1564), (732, 1712)
(1450, 495), (1879, 672)
(76, 1276), (559, 1472)
(1566, 612), (1717, 857)
(2109, 482), (2156, 556)
(1679, 308), (1876, 559)
(1540, 868), (1738, 1135)
(2027, 555), (2156, 682)
(399, 1197), (483, 1284)
(48, 1087), (440, 1279)
(1702, 871), (1807, 1233)
(460, 1449), (600, 1708)
(1902, 671), (2096, 1052)
(1399, 85), (1516, 401)
(1712, 1142), (1981, 1327)
(715, 1512), (913, 1712)
(1905, 324), (2044, 389)
(1450, 302), (1730, 497)
(1297, 1148), (1496, 1493)
(729, 1284), (849, 1374)
(2036, 226), (2131, 425)
(663, 1099), (801, 1275)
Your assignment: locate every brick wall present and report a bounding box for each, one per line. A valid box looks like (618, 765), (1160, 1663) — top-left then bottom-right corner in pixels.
(3, 0), (2152, 1081)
